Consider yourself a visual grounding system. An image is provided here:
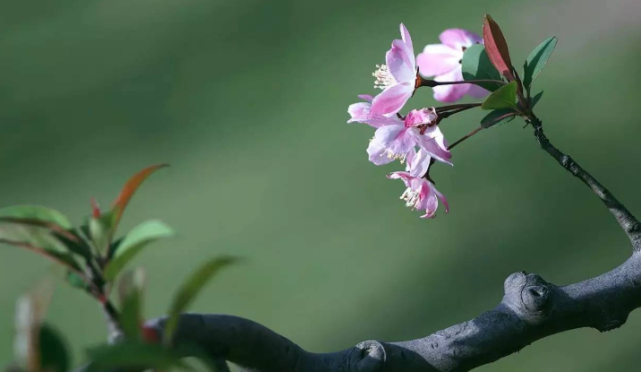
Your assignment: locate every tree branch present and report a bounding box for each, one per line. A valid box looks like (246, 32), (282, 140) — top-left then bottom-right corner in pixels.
(82, 117), (641, 372)
(144, 251), (641, 372)
(530, 116), (641, 249)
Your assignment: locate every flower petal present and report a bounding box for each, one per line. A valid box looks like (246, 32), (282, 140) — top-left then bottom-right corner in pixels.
(386, 40), (415, 83)
(347, 102), (371, 124)
(439, 29), (483, 50)
(399, 23), (413, 57)
(370, 82), (414, 116)
(434, 186), (449, 213)
(416, 44), (461, 77)
(416, 135), (452, 166)
(404, 108), (437, 127)
(358, 94), (374, 102)
(433, 67), (471, 103)
(367, 138), (394, 165)
(467, 84), (489, 99)
(408, 148), (432, 177)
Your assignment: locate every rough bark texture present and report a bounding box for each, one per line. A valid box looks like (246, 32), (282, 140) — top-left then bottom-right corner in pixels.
(83, 117), (641, 372)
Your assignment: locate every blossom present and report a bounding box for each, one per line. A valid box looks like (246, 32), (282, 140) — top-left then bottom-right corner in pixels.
(366, 108), (451, 165)
(369, 24), (418, 116)
(387, 149), (449, 218)
(416, 29), (488, 102)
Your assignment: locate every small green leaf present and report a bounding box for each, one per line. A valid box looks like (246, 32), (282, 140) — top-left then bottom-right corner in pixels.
(89, 216), (110, 256)
(523, 37), (558, 90)
(104, 220), (174, 281)
(66, 271), (89, 289)
(164, 256), (239, 345)
(481, 81), (518, 110)
(531, 91), (544, 108)
(461, 44), (503, 91)
(481, 109), (517, 128)
(118, 269), (146, 339)
(39, 324), (70, 372)
(86, 342), (188, 370)
(0, 206), (72, 230)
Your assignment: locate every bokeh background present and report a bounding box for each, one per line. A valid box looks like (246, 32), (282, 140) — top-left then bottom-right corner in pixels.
(1, 0), (641, 370)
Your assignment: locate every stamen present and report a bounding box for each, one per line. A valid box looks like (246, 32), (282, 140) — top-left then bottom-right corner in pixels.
(400, 187), (421, 209)
(372, 64), (397, 90)
(385, 150), (406, 164)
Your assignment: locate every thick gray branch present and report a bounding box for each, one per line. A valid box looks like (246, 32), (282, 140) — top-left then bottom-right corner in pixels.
(144, 251), (641, 372)
(531, 118), (641, 249)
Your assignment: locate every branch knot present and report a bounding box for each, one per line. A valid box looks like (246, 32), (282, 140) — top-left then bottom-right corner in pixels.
(503, 272), (551, 318)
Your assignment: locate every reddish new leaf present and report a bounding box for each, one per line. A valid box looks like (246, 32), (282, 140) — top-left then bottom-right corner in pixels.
(111, 164), (168, 231)
(483, 15), (515, 81)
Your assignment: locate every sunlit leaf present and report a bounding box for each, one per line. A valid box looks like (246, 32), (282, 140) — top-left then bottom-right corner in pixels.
(523, 37), (558, 90)
(164, 256), (239, 345)
(481, 81), (518, 110)
(482, 15), (515, 81)
(111, 164), (169, 232)
(0, 206), (72, 230)
(39, 324), (70, 372)
(104, 220), (174, 281)
(461, 44), (503, 91)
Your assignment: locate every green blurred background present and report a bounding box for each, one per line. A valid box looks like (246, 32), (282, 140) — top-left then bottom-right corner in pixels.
(1, 0), (641, 370)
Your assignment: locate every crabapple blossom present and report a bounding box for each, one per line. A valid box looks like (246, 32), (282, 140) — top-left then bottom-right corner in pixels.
(417, 29), (488, 102)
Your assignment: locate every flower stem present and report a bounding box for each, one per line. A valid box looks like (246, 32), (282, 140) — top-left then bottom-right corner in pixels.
(447, 127), (483, 150)
(418, 76), (506, 88)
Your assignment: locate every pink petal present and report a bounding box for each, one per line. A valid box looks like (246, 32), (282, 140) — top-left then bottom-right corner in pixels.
(467, 84), (489, 99)
(415, 135), (452, 166)
(347, 102), (371, 124)
(386, 40), (415, 83)
(433, 67), (471, 102)
(439, 29), (483, 50)
(409, 148), (431, 177)
(399, 24), (413, 56)
(370, 82), (414, 116)
(416, 44), (461, 77)
(434, 186), (449, 213)
(404, 108), (437, 127)
(358, 94), (374, 102)
(387, 171), (412, 183)
(367, 138), (394, 165)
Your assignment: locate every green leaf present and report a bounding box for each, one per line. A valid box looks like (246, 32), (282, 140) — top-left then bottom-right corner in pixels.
(531, 91), (544, 108)
(0, 206), (72, 230)
(89, 215), (111, 256)
(481, 109), (517, 128)
(164, 256), (239, 345)
(66, 271), (89, 289)
(481, 81), (518, 110)
(86, 342), (188, 370)
(461, 44), (503, 91)
(117, 269), (146, 339)
(523, 37), (558, 90)
(39, 324), (71, 372)
(104, 220), (174, 281)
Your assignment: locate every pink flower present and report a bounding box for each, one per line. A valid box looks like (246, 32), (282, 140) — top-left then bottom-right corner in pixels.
(387, 149), (449, 218)
(369, 24), (418, 116)
(366, 108), (451, 165)
(416, 29), (488, 102)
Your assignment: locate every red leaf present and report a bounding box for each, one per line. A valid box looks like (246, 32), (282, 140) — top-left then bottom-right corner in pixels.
(111, 164), (169, 231)
(483, 15), (515, 81)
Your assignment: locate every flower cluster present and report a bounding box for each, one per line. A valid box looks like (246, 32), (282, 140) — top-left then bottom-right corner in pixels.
(347, 24), (485, 218)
